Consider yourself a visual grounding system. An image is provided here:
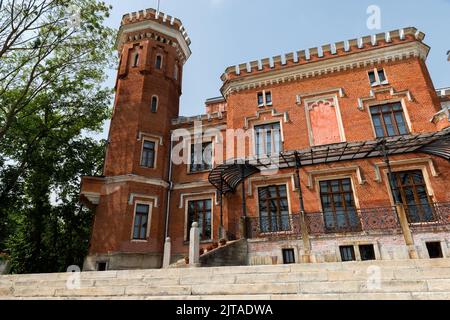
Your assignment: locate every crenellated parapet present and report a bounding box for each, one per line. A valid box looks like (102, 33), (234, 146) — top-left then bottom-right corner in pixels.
(116, 8), (192, 64)
(220, 27), (428, 97)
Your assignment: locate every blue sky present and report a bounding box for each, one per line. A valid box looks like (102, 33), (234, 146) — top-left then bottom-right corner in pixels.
(98, 0), (450, 138)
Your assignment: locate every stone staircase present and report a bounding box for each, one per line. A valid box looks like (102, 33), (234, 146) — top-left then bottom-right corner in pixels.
(1, 259), (450, 300)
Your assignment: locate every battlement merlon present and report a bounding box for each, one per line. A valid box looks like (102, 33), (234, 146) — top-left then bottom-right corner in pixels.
(219, 27), (428, 96)
(115, 8), (192, 63)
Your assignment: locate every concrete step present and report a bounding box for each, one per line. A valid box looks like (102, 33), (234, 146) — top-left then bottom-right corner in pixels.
(1, 259), (450, 299)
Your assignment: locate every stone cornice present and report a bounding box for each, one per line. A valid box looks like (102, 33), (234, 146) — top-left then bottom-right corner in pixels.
(116, 9), (191, 63)
(105, 175), (169, 189)
(221, 41), (429, 97)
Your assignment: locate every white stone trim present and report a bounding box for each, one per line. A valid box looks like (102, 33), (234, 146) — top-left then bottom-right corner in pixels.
(296, 88), (345, 105)
(173, 181), (212, 190)
(306, 166), (365, 189)
(222, 41), (429, 97)
(179, 190), (219, 209)
(244, 109), (289, 130)
(373, 158), (439, 183)
(81, 192), (100, 205)
(357, 86), (413, 111)
(105, 175), (169, 189)
(117, 19), (191, 61)
(247, 174), (297, 196)
(137, 132), (164, 145)
(303, 94), (346, 146)
(128, 193), (159, 208)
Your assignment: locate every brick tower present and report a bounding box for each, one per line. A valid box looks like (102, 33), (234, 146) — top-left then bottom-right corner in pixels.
(81, 9), (191, 270)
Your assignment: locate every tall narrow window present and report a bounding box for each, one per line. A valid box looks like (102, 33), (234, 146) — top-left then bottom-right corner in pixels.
(320, 178), (361, 233)
(187, 199), (212, 241)
(132, 53), (140, 67)
(265, 91), (272, 105)
(257, 92), (264, 107)
(151, 96), (158, 113)
(155, 55), (162, 70)
(174, 64), (179, 80)
(258, 185), (290, 233)
(190, 142), (213, 173)
(254, 122), (282, 157)
(257, 91), (273, 107)
(133, 204), (150, 240)
(392, 170), (435, 223)
(141, 140), (156, 168)
(370, 103), (409, 138)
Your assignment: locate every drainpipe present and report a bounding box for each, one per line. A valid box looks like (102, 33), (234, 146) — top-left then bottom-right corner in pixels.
(164, 133), (174, 240)
(294, 152), (312, 263)
(162, 133), (175, 268)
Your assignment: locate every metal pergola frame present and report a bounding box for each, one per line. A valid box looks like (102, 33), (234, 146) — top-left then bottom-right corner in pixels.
(209, 128), (450, 195)
(208, 128), (450, 238)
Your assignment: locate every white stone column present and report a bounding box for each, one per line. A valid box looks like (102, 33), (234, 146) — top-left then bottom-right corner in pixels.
(162, 237), (171, 269)
(189, 222), (200, 267)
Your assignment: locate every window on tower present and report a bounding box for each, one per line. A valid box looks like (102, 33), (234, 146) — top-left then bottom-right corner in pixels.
(174, 64), (179, 80)
(155, 55), (163, 70)
(141, 140), (156, 168)
(133, 204), (150, 240)
(151, 96), (158, 113)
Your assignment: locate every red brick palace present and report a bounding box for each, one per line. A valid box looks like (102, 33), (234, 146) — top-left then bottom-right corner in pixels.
(80, 8), (450, 271)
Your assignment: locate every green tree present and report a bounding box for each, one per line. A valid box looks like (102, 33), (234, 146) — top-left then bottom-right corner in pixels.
(0, 0), (115, 273)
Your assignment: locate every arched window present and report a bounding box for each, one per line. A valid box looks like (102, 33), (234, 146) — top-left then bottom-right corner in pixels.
(151, 96), (158, 113)
(155, 55), (162, 70)
(132, 47), (140, 67)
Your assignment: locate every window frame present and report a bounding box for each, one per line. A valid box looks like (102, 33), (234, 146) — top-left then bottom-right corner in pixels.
(131, 46), (141, 68)
(390, 170), (436, 224)
(188, 140), (214, 174)
(131, 202), (153, 242)
(368, 68), (388, 87)
(155, 54), (163, 70)
(140, 138), (158, 169)
(185, 198), (213, 242)
(257, 90), (273, 107)
(339, 245), (356, 262)
(257, 184), (291, 234)
(282, 248), (296, 264)
(253, 121), (283, 157)
(151, 95), (158, 113)
(369, 102), (410, 138)
(318, 177), (362, 233)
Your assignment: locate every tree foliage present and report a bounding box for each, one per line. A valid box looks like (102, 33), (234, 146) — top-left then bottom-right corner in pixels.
(0, 0), (115, 273)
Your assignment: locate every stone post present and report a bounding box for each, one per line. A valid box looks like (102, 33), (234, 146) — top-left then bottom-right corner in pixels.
(299, 211), (312, 263)
(396, 203), (419, 259)
(162, 237), (171, 269)
(189, 222), (200, 267)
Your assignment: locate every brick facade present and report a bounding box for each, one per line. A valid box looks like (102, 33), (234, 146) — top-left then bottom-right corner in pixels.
(81, 8), (450, 271)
